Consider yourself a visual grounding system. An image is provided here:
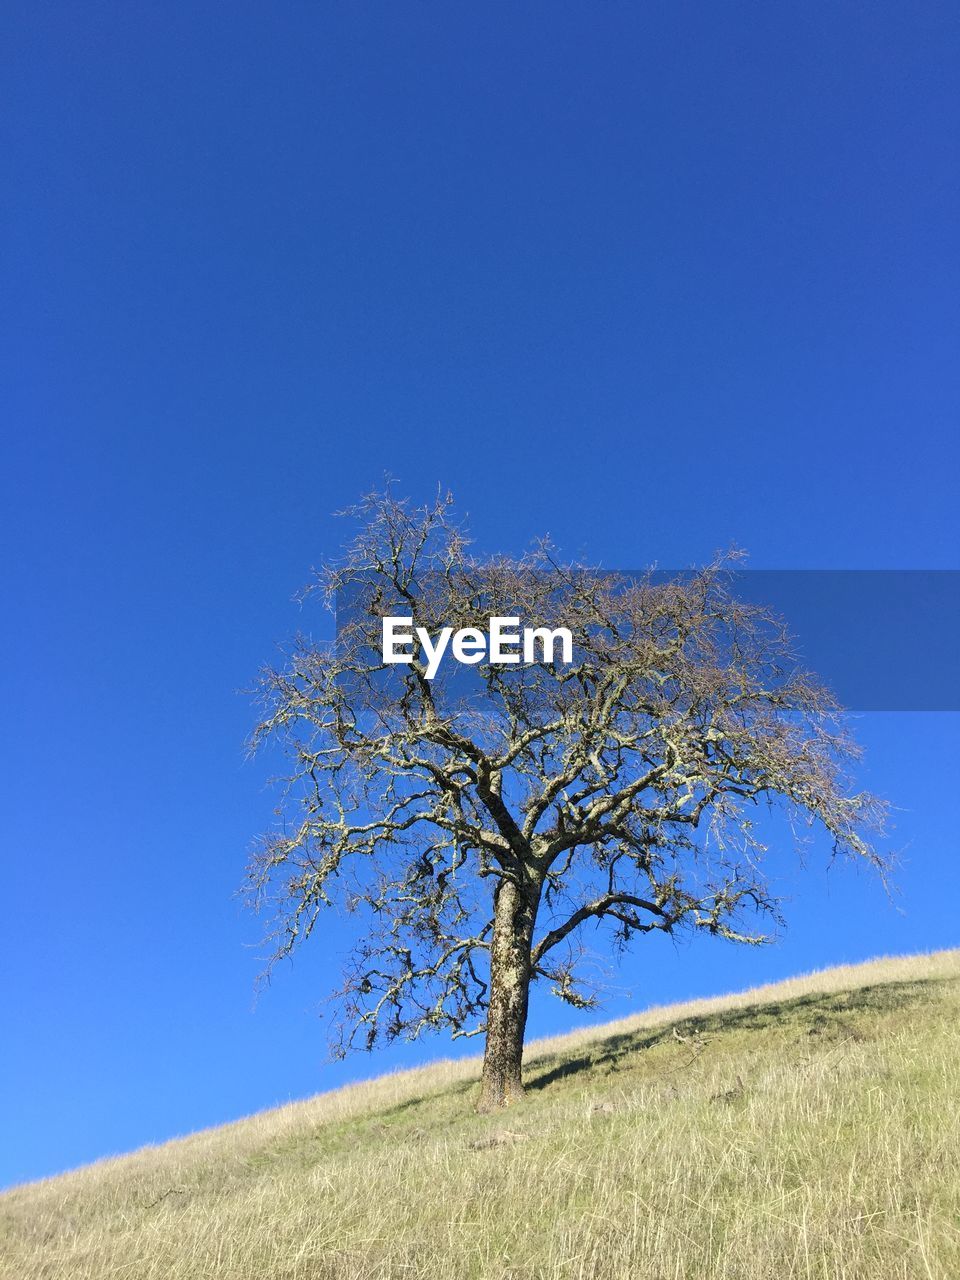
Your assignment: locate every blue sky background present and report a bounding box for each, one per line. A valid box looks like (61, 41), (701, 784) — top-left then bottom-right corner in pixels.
(2, 2), (958, 1188)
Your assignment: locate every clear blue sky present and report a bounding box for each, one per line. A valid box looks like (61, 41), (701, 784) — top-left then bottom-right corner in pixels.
(1, 3), (958, 1188)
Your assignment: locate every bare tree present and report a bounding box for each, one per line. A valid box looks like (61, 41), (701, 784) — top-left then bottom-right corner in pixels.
(248, 490), (887, 1112)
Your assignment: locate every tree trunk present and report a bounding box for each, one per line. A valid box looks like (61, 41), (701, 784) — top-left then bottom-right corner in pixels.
(477, 876), (538, 1113)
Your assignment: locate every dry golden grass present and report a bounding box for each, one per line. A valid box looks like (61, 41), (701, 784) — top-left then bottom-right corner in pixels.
(3, 949), (959, 1279)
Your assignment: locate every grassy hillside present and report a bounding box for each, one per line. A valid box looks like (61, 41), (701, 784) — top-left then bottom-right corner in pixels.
(3, 950), (959, 1280)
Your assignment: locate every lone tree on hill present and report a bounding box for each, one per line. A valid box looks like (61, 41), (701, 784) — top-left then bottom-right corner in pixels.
(248, 491), (887, 1112)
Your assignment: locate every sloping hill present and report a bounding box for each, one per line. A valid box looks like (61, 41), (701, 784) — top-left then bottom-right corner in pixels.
(3, 950), (959, 1280)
